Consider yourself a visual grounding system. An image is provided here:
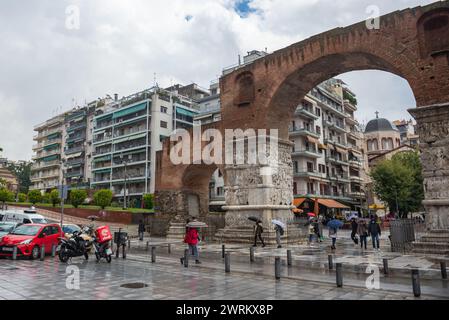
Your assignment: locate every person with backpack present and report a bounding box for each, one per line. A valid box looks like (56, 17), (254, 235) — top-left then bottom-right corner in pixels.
(329, 226), (338, 250)
(253, 221), (266, 247)
(368, 215), (382, 250)
(274, 224), (283, 248)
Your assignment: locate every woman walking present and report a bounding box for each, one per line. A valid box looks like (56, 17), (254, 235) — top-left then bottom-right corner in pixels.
(181, 227), (201, 264)
(357, 219), (368, 250)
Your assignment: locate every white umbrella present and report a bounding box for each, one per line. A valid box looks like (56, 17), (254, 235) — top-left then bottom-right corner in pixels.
(186, 221), (208, 228)
(271, 219), (286, 230)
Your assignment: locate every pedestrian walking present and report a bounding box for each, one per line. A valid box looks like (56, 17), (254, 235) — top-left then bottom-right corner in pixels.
(308, 223), (316, 245)
(357, 219), (368, 250)
(368, 215), (381, 250)
(329, 227), (338, 250)
(350, 218), (359, 245)
(138, 220), (145, 241)
(317, 215), (324, 241)
(253, 221), (266, 247)
(274, 224), (283, 248)
(181, 227), (201, 264)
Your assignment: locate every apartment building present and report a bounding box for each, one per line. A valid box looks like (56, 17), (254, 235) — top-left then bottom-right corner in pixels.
(291, 79), (367, 211)
(31, 115), (65, 192)
(90, 86), (200, 206)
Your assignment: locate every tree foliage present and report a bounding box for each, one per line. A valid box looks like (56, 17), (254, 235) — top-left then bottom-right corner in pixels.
(143, 194), (154, 209)
(28, 190), (42, 205)
(93, 189), (113, 209)
(7, 162), (32, 193)
(50, 189), (60, 207)
(17, 192), (27, 203)
(0, 188), (14, 207)
(70, 189), (87, 208)
(370, 151), (424, 218)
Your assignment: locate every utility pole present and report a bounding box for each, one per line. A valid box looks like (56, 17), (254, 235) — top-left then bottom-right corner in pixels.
(395, 188), (399, 219)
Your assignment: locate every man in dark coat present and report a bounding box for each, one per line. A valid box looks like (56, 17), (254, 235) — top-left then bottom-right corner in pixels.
(138, 220), (145, 241)
(368, 216), (381, 250)
(351, 218), (359, 244)
(253, 221), (266, 247)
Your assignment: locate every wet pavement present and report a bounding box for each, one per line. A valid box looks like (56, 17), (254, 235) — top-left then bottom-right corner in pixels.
(0, 253), (445, 300)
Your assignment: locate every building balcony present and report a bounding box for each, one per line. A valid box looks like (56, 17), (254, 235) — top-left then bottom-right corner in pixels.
(344, 100), (357, 112)
(35, 128), (62, 140)
(294, 108), (319, 120)
(31, 160), (60, 171)
(113, 128), (147, 140)
(93, 149), (112, 157)
(289, 128), (320, 139)
(349, 191), (365, 198)
(292, 149), (322, 158)
(345, 117), (358, 126)
(349, 159), (362, 168)
(328, 174), (350, 183)
(66, 158), (85, 166)
(67, 122), (86, 132)
(324, 139), (348, 150)
(349, 175), (364, 183)
(66, 134), (86, 144)
(294, 171), (326, 179)
(347, 131), (359, 140)
(33, 149), (61, 160)
(65, 171), (84, 178)
(324, 120), (347, 134)
(326, 156), (349, 166)
(114, 115), (147, 128)
(65, 146), (84, 155)
(113, 143), (148, 155)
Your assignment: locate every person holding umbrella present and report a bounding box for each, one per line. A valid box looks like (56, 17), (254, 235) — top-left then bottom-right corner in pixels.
(253, 221), (266, 248)
(272, 219), (286, 249)
(327, 216), (343, 250)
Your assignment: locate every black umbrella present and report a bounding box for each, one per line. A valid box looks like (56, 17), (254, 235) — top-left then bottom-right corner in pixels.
(87, 215), (100, 221)
(248, 216), (262, 223)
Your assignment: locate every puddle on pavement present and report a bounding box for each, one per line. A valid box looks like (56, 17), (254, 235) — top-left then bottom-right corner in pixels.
(120, 282), (149, 289)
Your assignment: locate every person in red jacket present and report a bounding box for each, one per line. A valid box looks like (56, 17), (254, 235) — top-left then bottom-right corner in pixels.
(181, 227), (201, 264)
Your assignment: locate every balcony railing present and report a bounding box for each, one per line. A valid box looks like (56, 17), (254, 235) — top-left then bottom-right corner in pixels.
(292, 148), (322, 158)
(289, 128), (320, 138)
(65, 146), (84, 155)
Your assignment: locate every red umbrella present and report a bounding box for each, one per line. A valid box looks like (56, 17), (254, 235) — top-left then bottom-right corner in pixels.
(307, 212), (316, 217)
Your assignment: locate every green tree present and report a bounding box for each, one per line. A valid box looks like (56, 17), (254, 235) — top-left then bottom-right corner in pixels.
(7, 162), (32, 193)
(93, 189), (113, 209)
(50, 189), (60, 207)
(28, 190), (42, 205)
(0, 188), (14, 208)
(370, 151), (424, 218)
(42, 193), (51, 204)
(17, 192), (27, 203)
(143, 194), (154, 209)
(70, 189), (87, 208)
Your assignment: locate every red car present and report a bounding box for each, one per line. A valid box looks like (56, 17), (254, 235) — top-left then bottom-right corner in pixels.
(0, 223), (62, 259)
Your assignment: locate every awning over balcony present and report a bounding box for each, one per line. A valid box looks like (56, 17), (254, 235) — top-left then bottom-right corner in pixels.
(47, 133), (61, 140)
(66, 152), (82, 159)
(93, 155), (112, 162)
(293, 198), (306, 207)
(176, 106), (198, 117)
(306, 136), (319, 144)
(318, 143), (327, 149)
(93, 168), (111, 174)
(42, 155), (59, 162)
(114, 132), (147, 144)
(316, 198), (349, 209)
(112, 103), (147, 119)
(335, 146), (347, 154)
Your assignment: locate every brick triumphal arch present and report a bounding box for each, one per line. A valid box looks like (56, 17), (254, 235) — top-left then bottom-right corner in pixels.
(156, 1), (449, 242)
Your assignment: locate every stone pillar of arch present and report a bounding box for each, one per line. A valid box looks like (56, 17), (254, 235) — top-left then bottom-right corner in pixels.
(409, 104), (449, 231)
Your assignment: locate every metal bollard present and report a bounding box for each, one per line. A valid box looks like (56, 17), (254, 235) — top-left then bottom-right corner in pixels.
(336, 263), (343, 287)
(225, 253), (231, 273)
(250, 246), (255, 263)
(222, 244), (225, 259)
(412, 269), (421, 297)
(40, 245), (45, 261)
(287, 250), (292, 267)
(383, 258), (389, 275)
(328, 255), (333, 270)
(151, 247), (156, 263)
(12, 246), (17, 260)
(146, 241), (149, 251)
(184, 249), (189, 268)
(275, 257), (281, 280)
(440, 261), (447, 280)
(51, 244), (56, 257)
(168, 243), (171, 254)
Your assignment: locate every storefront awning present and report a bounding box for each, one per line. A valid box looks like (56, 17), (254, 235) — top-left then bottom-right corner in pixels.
(293, 198), (306, 207)
(316, 198), (349, 209)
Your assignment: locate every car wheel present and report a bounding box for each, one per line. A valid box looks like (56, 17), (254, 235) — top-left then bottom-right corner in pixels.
(31, 246), (40, 260)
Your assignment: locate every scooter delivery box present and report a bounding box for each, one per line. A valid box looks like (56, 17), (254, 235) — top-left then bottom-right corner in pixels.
(95, 225), (113, 243)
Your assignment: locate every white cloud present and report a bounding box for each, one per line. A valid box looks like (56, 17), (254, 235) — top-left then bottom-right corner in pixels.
(0, 0), (433, 160)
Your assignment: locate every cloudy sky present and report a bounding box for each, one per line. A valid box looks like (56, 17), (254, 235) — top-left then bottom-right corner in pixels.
(0, 0), (434, 161)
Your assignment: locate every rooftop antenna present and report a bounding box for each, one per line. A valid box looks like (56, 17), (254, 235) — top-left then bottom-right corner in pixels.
(153, 72), (157, 88)
(265, 47), (268, 53)
(238, 54), (241, 66)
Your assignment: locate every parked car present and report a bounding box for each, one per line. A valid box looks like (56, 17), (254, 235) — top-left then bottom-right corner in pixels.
(0, 223), (62, 259)
(0, 209), (47, 224)
(0, 222), (21, 241)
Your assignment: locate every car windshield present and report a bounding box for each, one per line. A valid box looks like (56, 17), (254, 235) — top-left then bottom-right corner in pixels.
(10, 225), (41, 236)
(0, 224), (14, 232)
(63, 225), (80, 234)
(31, 219), (47, 224)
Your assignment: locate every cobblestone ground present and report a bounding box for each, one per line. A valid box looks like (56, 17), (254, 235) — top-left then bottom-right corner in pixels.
(0, 254), (445, 300)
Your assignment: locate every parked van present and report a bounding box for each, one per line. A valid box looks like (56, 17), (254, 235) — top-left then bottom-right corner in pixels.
(0, 209), (47, 224)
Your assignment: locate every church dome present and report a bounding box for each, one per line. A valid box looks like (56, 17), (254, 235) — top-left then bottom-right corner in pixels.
(365, 116), (398, 133)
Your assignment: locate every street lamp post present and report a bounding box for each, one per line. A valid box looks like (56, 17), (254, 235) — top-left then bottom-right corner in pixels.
(60, 159), (66, 235)
(120, 154), (131, 210)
